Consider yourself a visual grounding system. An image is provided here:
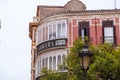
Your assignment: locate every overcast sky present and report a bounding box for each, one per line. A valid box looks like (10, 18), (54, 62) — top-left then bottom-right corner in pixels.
(0, 0), (120, 80)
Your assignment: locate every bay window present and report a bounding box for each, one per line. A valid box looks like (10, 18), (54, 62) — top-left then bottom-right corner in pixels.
(37, 19), (67, 44)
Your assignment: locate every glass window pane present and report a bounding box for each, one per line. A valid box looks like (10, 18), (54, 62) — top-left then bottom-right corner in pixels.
(104, 27), (114, 43)
(49, 25), (52, 39)
(53, 56), (56, 70)
(62, 23), (65, 37)
(62, 55), (65, 60)
(46, 57), (48, 69)
(81, 28), (85, 38)
(40, 29), (42, 42)
(43, 27), (46, 41)
(57, 23), (61, 38)
(44, 58), (46, 68)
(104, 27), (113, 37)
(42, 58), (44, 68)
(53, 24), (56, 39)
(46, 26), (48, 40)
(58, 55), (61, 65)
(39, 60), (41, 74)
(49, 57), (52, 70)
(37, 61), (39, 76)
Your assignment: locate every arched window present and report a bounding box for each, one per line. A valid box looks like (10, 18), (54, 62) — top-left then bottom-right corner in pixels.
(62, 55), (65, 61)
(62, 23), (66, 37)
(42, 58), (44, 68)
(46, 57), (48, 69)
(37, 60), (40, 76)
(49, 56), (52, 70)
(43, 27), (46, 41)
(57, 23), (61, 38)
(46, 26), (48, 41)
(44, 58), (46, 68)
(62, 55), (66, 65)
(53, 56), (56, 70)
(58, 55), (61, 65)
(53, 24), (56, 39)
(49, 25), (52, 39)
(39, 59), (41, 74)
(40, 29), (42, 42)
(37, 20), (67, 43)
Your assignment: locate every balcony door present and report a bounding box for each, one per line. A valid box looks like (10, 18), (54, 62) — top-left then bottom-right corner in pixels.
(102, 20), (115, 44)
(79, 21), (90, 40)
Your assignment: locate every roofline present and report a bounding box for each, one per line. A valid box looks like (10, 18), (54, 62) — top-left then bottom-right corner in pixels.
(37, 5), (64, 8)
(50, 9), (120, 15)
(38, 8), (120, 24)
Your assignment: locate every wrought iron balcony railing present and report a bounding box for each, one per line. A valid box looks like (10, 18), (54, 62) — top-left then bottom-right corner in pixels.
(37, 38), (67, 55)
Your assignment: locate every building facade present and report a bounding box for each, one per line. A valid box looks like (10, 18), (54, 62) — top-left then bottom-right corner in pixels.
(29, 0), (120, 80)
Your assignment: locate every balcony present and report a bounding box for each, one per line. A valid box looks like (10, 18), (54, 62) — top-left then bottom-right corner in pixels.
(37, 38), (67, 55)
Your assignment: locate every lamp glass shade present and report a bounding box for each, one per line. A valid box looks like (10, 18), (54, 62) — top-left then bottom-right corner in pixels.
(80, 55), (90, 70)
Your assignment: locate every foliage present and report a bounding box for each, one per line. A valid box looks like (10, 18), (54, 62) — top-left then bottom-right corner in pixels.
(88, 43), (120, 80)
(41, 72), (67, 80)
(41, 37), (84, 80)
(40, 38), (120, 80)
(66, 37), (85, 80)
(66, 52), (82, 80)
(70, 37), (84, 54)
(41, 68), (67, 80)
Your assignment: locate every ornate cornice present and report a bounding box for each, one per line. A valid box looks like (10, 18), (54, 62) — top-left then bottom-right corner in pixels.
(38, 9), (120, 24)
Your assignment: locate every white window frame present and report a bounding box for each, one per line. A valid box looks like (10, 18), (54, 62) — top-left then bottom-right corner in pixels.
(36, 19), (67, 44)
(104, 27), (114, 43)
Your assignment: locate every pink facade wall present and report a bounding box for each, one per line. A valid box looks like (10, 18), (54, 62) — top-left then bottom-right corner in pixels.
(90, 26), (96, 45)
(96, 26), (102, 45)
(73, 26), (78, 42)
(115, 18), (120, 45)
(72, 19), (78, 42)
(68, 18), (120, 46)
(72, 19), (77, 25)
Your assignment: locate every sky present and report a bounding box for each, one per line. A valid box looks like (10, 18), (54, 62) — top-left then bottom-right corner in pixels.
(0, 0), (120, 80)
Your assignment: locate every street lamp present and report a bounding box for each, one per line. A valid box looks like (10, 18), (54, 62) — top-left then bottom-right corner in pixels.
(78, 44), (92, 80)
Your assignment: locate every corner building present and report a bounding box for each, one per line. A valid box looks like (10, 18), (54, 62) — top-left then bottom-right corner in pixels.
(29, 0), (120, 80)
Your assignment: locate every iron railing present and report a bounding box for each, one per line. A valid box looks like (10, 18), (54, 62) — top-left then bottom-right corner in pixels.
(37, 38), (67, 54)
